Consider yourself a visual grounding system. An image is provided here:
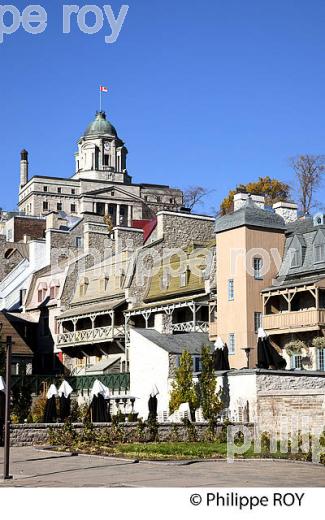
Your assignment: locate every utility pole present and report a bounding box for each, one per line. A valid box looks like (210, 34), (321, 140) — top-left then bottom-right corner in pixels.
(3, 336), (13, 480)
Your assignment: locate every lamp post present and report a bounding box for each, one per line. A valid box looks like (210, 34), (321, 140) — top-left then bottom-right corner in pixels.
(241, 347), (254, 369)
(2, 336), (13, 480)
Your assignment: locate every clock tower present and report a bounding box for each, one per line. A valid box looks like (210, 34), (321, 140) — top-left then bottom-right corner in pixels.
(73, 111), (131, 184)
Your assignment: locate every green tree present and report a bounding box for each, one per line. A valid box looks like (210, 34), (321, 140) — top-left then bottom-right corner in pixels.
(169, 351), (199, 420)
(198, 345), (223, 421)
(220, 176), (290, 215)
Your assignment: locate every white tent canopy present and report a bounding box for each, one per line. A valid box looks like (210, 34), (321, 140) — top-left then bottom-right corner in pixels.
(258, 327), (267, 338)
(90, 379), (110, 400)
(150, 385), (159, 397)
(47, 384), (58, 399)
(214, 336), (225, 350)
(0, 376), (5, 392)
(58, 380), (73, 398)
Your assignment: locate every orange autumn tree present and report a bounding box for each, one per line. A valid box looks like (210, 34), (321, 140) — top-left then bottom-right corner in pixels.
(220, 176), (290, 215)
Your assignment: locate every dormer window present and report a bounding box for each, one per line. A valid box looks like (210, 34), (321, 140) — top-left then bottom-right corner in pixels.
(50, 280), (60, 299)
(37, 282), (47, 303)
(161, 270), (170, 290)
(79, 277), (89, 297)
(291, 248), (300, 268)
(314, 243), (325, 263)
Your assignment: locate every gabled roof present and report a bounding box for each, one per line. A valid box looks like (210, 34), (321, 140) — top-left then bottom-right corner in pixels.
(215, 198), (285, 233)
(0, 312), (33, 358)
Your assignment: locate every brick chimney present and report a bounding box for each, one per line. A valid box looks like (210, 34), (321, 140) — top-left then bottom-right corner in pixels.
(20, 149), (29, 189)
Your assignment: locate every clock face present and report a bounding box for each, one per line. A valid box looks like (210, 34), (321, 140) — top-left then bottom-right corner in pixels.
(104, 142), (110, 151)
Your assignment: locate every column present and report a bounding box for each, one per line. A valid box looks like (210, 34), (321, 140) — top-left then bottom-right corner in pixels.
(116, 204), (121, 226)
(127, 205), (132, 227)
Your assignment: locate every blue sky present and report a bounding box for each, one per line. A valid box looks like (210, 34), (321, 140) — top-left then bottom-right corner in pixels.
(1, 0), (325, 214)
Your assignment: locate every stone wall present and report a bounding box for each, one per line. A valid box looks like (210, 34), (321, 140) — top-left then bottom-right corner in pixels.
(9, 422), (253, 447)
(255, 371), (325, 433)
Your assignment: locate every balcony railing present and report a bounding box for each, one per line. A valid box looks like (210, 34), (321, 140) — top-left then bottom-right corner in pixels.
(57, 325), (125, 347)
(263, 309), (325, 333)
(171, 321), (209, 333)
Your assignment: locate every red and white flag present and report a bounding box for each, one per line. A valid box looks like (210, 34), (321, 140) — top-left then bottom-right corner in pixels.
(100, 85), (108, 93)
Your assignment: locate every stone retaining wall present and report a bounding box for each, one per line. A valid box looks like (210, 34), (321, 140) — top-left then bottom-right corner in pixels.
(8, 422), (252, 447)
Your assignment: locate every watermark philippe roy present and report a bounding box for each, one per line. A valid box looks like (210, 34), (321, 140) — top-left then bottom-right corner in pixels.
(0, 3), (129, 44)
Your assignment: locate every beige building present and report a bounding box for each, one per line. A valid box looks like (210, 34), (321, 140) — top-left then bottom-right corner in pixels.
(213, 194), (287, 368)
(18, 111), (183, 222)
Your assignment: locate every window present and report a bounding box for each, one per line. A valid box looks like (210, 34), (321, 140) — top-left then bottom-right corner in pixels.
(228, 279), (234, 301)
(37, 284), (47, 303)
(290, 355), (302, 369)
(43, 201), (48, 211)
(111, 190), (115, 196)
(314, 244), (325, 264)
(157, 196), (161, 203)
(161, 270), (170, 290)
(57, 187), (62, 193)
(43, 186), (48, 192)
(180, 271), (188, 287)
(71, 189), (75, 195)
(76, 237), (83, 248)
(317, 349), (325, 371)
(193, 356), (202, 372)
(228, 333), (235, 355)
(291, 248), (300, 268)
(254, 312), (262, 333)
(103, 155), (110, 166)
(71, 204), (76, 213)
(253, 257), (263, 279)
(50, 286), (58, 299)
(57, 202), (62, 211)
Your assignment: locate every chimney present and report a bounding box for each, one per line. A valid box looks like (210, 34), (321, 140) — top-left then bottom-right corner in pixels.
(234, 192), (265, 211)
(20, 149), (29, 189)
(273, 201), (298, 224)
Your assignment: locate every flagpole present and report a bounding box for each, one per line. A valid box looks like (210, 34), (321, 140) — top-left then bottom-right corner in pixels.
(99, 88), (102, 112)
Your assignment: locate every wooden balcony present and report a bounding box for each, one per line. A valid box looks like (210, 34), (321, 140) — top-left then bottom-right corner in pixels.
(263, 309), (325, 334)
(57, 325), (125, 348)
(171, 321), (209, 333)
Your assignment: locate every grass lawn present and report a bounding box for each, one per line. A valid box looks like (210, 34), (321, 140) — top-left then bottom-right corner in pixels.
(57, 441), (312, 461)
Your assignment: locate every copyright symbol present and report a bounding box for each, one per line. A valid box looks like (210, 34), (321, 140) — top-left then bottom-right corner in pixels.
(190, 494), (202, 506)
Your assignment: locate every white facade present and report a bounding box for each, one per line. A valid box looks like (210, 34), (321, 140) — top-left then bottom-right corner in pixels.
(129, 328), (170, 420)
(0, 239), (47, 311)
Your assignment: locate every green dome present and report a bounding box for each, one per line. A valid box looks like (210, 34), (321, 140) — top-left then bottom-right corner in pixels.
(84, 111), (117, 137)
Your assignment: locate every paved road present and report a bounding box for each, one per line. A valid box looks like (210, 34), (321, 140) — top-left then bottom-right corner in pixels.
(0, 447), (324, 487)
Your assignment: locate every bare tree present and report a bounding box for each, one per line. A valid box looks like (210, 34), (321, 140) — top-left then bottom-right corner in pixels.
(183, 186), (213, 211)
(290, 155), (325, 215)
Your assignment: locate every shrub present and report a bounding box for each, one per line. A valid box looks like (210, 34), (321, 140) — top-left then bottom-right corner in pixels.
(31, 394), (48, 423)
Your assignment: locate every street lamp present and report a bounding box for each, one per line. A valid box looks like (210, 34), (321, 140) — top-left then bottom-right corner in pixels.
(241, 347), (254, 369)
(0, 335), (14, 480)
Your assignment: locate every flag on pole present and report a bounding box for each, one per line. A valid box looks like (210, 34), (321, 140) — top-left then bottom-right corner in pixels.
(100, 86), (108, 92)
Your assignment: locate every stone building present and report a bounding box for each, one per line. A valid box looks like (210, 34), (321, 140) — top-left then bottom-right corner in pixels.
(18, 111), (183, 221)
(262, 211), (325, 370)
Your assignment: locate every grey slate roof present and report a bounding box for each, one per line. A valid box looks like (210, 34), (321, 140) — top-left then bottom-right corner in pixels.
(132, 329), (214, 354)
(215, 198), (285, 233)
(277, 221), (325, 281)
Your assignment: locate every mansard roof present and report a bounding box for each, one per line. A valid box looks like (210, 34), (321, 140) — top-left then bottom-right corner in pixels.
(215, 197), (285, 233)
(274, 215), (325, 283)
